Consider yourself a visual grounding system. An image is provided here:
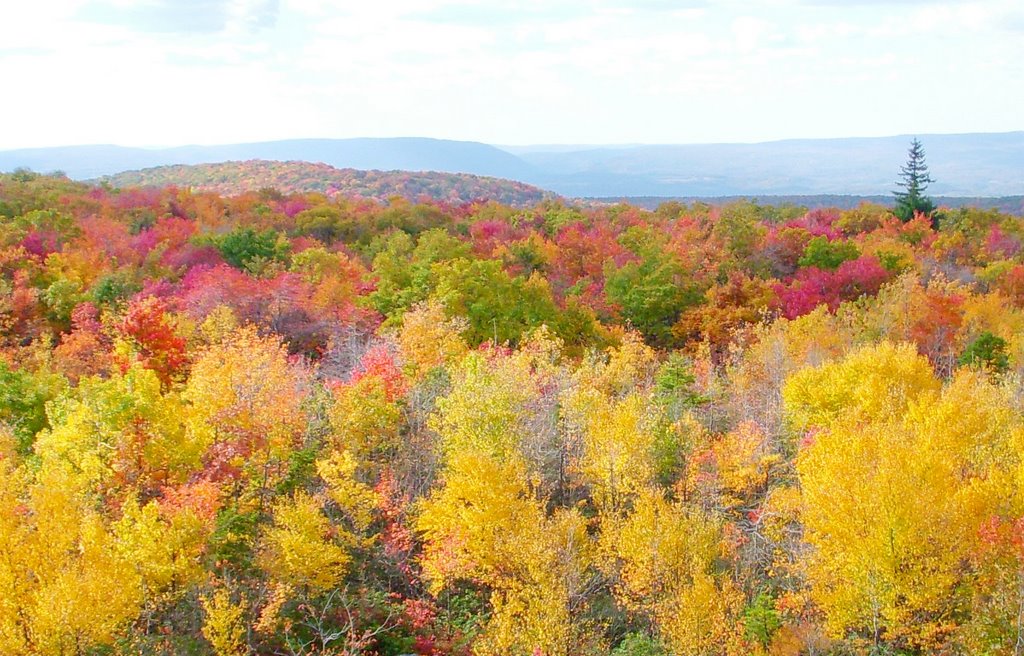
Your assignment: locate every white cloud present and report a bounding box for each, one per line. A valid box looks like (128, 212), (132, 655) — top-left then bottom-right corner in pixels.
(0, 0), (1020, 148)
(731, 15), (775, 54)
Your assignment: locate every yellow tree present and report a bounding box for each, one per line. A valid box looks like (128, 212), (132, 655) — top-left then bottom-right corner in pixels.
(418, 342), (598, 655)
(249, 449), (380, 648)
(113, 493), (213, 602)
(396, 299), (469, 381)
(183, 325), (309, 496)
(0, 426), (217, 655)
(417, 451), (595, 656)
(602, 488), (746, 655)
(785, 343), (1021, 651)
(783, 341), (938, 431)
(0, 457), (140, 654)
(202, 588), (248, 656)
(686, 420), (782, 512)
(573, 392), (657, 512)
(957, 410), (1024, 653)
(34, 365), (195, 499)
(258, 490), (351, 592)
(328, 375), (402, 459)
(428, 350), (536, 463)
(560, 330), (662, 509)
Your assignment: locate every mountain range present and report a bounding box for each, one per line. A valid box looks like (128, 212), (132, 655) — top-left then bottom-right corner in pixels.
(1, 132), (1021, 198)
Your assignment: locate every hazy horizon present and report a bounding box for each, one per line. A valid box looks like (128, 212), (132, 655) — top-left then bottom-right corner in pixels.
(3, 128), (1023, 153)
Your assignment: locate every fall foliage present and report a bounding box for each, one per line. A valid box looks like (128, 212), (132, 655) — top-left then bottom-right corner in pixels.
(1, 169), (1024, 654)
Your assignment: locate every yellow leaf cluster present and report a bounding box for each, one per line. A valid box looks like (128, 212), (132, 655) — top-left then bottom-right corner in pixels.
(475, 574), (571, 656)
(196, 304), (241, 346)
(397, 299), (469, 380)
(329, 376), (401, 457)
(417, 451), (538, 592)
(782, 341), (938, 430)
(429, 351), (536, 462)
(417, 445), (594, 655)
(577, 330), (657, 398)
(259, 491), (350, 591)
(657, 568), (746, 656)
(317, 448), (378, 533)
(34, 366), (194, 494)
(201, 588), (248, 656)
(0, 458), (160, 655)
(185, 325), (307, 459)
(476, 511), (591, 655)
(602, 488), (742, 655)
(113, 494), (208, 594)
(575, 393), (656, 511)
(789, 345), (1024, 649)
(707, 421), (781, 507)
(603, 488), (718, 609)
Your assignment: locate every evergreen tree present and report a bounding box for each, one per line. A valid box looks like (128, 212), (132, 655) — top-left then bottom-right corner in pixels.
(893, 138), (936, 224)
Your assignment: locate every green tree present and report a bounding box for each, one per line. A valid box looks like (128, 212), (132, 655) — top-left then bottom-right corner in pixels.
(215, 227), (289, 270)
(0, 363), (64, 454)
(958, 330), (1009, 373)
(605, 227), (702, 346)
(366, 229), (471, 323)
(893, 138), (936, 224)
(432, 258), (562, 346)
(798, 236), (859, 270)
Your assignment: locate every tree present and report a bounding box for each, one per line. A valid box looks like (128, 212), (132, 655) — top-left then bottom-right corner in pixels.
(958, 330), (1009, 373)
(784, 345), (1021, 651)
(215, 226), (289, 271)
(431, 258), (565, 347)
(183, 326), (308, 488)
(116, 295), (188, 386)
(797, 236), (859, 271)
(893, 138), (936, 224)
(604, 227), (702, 346)
(602, 488), (747, 655)
(258, 491), (351, 591)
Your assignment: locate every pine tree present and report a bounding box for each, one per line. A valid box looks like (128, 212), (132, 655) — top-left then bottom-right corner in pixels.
(893, 138), (936, 223)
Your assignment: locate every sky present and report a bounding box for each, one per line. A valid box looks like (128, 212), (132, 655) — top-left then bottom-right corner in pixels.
(0, 0), (1021, 149)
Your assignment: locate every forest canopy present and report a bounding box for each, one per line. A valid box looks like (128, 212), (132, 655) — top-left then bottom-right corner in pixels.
(2, 170), (1024, 655)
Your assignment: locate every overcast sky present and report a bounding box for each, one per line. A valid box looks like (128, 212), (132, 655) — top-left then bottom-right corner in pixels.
(1, 0), (1021, 149)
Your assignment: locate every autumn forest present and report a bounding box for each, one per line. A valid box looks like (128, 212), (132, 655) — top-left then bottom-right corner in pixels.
(3, 168), (1024, 656)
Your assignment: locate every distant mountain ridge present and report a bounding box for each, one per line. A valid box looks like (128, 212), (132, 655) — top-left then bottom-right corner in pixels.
(0, 137), (536, 182)
(98, 160), (551, 207)
(599, 195), (1024, 214)
(513, 132), (1024, 197)
(1, 131), (1021, 197)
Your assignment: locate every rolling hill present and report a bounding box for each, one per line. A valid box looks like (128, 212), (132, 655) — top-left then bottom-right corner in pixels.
(98, 160), (552, 206)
